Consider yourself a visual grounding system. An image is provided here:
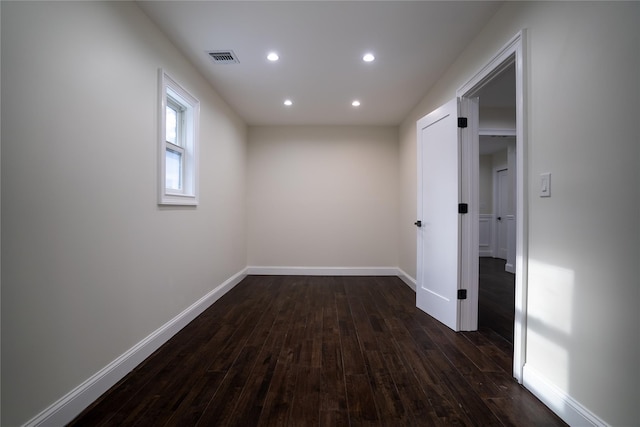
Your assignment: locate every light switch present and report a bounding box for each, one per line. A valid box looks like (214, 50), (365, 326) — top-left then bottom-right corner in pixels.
(540, 172), (551, 197)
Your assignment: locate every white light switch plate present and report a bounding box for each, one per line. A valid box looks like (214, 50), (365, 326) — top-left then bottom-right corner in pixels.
(540, 172), (551, 197)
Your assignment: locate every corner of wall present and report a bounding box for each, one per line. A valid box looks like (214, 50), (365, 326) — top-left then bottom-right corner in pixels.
(22, 269), (247, 427)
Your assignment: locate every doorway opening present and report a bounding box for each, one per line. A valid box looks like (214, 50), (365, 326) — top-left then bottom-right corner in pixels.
(476, 63), (517, 345)
(457, 31), (526, 382)
(414, 31), (525, 381)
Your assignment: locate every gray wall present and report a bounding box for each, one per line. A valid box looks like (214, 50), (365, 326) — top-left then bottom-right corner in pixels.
(247, 126), (399, 268)
(1, 2), (247, 425)
(2, 1), (639, 426)
(399, 2), (639, 425)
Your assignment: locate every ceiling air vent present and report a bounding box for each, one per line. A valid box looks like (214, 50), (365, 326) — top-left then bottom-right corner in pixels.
(207, 50), (239, 64)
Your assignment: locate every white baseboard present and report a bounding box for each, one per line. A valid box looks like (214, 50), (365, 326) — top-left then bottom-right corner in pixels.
(24, 266), (416, 426)
(25, 267), (609, 427)
(505, 262), (515, 274)
(246, 265), (416, 290)
(246, 266), (399, 276)
(24, 268), (248, 427)
(522, 364), (608, 427)
(397, 268), (417, 291)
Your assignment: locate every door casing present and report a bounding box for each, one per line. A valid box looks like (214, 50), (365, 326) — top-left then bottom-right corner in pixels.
(495, 168), (509, 260)
(457, 31), (527, 382)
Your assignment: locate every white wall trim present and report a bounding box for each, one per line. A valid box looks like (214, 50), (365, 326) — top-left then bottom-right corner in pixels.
(23, 268), (248, 427)
(24, 266), (418, 426)
(479, 214), (495, 257)
(505, 214), (516, 273)
(246, 266), (399, 277)
(479, 128), (516, 136)
(397, 268), (417, 291)
(246, 266), (417, 291)
(457, 29), (528, 383)
(523, 365), (608, 427)
(493, 166), (508, 261)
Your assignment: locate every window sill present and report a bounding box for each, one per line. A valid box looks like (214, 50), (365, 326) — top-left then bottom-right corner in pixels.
(159, 193), (198, 206)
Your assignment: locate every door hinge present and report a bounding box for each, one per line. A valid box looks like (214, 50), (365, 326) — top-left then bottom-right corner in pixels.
(458, 117), (468, 128)
(458, 203), (468, 214)
(457, 289), (467, 300)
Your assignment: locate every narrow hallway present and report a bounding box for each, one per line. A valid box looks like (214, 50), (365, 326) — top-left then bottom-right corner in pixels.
(478, 257), (515, 344)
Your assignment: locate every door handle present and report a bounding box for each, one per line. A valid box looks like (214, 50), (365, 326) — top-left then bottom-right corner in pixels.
(414, 220), (422, 227)
(497, 216), (502, 221)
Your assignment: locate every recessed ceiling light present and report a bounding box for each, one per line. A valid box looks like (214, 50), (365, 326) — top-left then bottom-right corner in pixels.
(284, 99), (293, 106)
(352, 100), (361, 107)
(267, 52), (279, 62)
(362, 53), (375, 62)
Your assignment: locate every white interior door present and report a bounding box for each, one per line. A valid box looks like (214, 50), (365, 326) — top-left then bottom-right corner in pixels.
(496, 168), (509, 260)
(416, 98), (460, 331)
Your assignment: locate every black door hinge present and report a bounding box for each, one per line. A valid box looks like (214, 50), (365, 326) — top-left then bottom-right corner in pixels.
(458, 117), (468, 128)
(457, 289), (467, 300)
(458, 203), (468, 214)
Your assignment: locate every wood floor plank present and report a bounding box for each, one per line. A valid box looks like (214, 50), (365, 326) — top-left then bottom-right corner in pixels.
(288, 366), (322, 425)
(70, 275), (567, 427)
(460, 330), (512, 374)
(319, 409), (349, 427)
(345, 373), (380, 425)
(162, 372), (225, 426)
(348, 295), (380, 352)
(256, 348), (298, 427)
(485, 391), (569, 427)
(335, 282), (367, 376)
(379, 347), (441, 425)
(479, 257), (516, 343)
(362, 349), (413, 425)
(319, 293), (347, 414)
(224, 288), (298, 425)
(355, 281), (440, 425)
(393, 328), (470, 425)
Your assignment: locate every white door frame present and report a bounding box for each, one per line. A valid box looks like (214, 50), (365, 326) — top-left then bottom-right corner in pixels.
(457, 30), (527, 382)
(494, 167), (509, 260)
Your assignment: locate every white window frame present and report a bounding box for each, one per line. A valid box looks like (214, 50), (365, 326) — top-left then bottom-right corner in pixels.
(158, 69), (200, 205)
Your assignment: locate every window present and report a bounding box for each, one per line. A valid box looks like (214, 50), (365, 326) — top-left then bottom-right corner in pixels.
(158, 69), (199, 205)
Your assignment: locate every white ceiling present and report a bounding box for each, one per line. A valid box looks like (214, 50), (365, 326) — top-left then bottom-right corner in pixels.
(479, 135), (514, 155)
(137, 1), (503, 126)
(477, 61), (516, 154)
(476, 62), (516, 108)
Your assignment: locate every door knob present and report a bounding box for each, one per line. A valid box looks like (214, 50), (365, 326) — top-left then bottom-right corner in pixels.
(497, 216), (502, 221)
(414, 220), (422, 227)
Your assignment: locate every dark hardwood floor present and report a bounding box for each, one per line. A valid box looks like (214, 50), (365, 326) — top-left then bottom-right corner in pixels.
(478, 257), (515, 344)
(69, 275), (565, 426)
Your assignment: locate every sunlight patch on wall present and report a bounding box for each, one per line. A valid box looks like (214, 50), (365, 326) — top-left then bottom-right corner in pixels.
(528, 260), (575, 335)
(527, 259), (575, 390)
